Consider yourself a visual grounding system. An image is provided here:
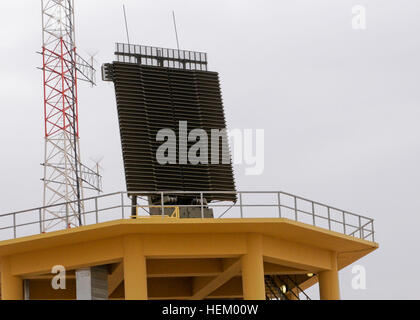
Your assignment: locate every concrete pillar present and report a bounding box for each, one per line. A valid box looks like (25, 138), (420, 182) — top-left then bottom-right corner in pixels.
(241, 234), (265, 300)
(76, 266), (108, 300)
(123, 235), (148, 300)
(318, 252), (340, 300)
(1, 257), (23, 300)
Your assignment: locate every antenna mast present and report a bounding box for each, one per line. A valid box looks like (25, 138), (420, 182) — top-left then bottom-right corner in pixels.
(41, 0), (101, 231)
(123, 5), (131, 45)
(172, 11), (180, 50)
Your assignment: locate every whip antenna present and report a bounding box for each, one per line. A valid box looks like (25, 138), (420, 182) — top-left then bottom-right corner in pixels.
(172, 11), (180, 50)
(123, 5), (131, 44)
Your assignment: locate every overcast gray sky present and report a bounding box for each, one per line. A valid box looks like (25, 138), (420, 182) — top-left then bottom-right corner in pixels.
(0, 0), (419, 299)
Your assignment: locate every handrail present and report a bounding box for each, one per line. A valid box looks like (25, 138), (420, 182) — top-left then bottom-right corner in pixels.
(285, 275), (311, 300)
(0, 191), (375, 243)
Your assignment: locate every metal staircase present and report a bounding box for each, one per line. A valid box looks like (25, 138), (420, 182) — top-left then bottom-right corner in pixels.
(265, 275), (312, 300)
(265, 276), (289, 300)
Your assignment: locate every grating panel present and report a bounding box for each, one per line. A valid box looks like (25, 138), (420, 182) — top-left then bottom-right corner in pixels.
(105, 61), (236, 203)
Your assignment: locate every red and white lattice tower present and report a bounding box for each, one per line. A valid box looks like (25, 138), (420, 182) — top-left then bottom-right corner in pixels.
(41, 0), (101, 232)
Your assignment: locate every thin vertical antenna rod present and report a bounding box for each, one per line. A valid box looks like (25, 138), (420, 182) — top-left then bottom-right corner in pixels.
(123, 5), (130, 44)
(172, 11), (180, 50)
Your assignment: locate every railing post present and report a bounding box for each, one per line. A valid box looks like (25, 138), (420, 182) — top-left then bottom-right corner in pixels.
(359, 216), (362, 239)
(13, 213), (16, 239)
(95, 197), (99, 224)
(65, 203), (69, 229)
(121, 193), (125, 219)
(200, 193), (204, 219)
(371, 220), (375, 242)
(342, 212), (347, 235)
(294, 197), (298, 221)
(327, 207), (331, 231)
(312, 202), (316, 226)
(39, 209), (43, 234)
(239, 193), (243, 218)
(161, 192), (165, 216)
(277, 193), (282, 218)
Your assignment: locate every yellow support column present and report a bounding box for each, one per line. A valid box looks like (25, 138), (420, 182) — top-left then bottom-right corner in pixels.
(1, 257), (23, 300)
(123, 235), (148, 300)
(241, 234), (265, 300)
(318, 252), (340, 300)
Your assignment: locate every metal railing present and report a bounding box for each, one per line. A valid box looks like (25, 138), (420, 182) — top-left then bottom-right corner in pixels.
(114, 43), (209, 71)
(0, 191), (375, 242)
(285, 275), (311, 300)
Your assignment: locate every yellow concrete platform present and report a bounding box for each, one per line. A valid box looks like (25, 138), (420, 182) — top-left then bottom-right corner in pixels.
(0, 218), (378, 300)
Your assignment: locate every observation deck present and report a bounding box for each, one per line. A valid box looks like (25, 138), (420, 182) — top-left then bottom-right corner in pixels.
(0, 191), (378, 300)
